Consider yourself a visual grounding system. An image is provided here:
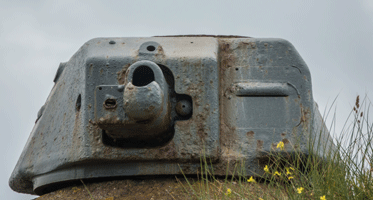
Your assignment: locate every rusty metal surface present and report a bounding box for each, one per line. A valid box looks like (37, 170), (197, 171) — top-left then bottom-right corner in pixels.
(9, 36), (333, 195)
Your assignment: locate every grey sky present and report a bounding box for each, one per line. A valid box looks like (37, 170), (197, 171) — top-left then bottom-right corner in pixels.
(1, 0), (372, 199)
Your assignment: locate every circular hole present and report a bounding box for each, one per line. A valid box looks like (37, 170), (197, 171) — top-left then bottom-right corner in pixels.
(182, 105), (186, 108)
(132, 65), (155, 86)
(235, 68), (239, 71)
(99, 87), (102, 90)
(104, 99), (117, 109)
(191, 42), (193, 44)
(147, 45), (156, 51)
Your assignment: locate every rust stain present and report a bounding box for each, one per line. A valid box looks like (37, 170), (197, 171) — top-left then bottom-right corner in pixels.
(219, 120), (236, 147)
(197, 124), (207, 140)
(239, 41), (256, 49)
(186, 81), (204, 101)
(219, 42), (234, 69)
(296, 104), (311, 128)
(195, 107), (209, 140)
(247, 131), (255, 144)
(148, 105), (155, 112)
(97, 111), (127, 126)
(218, 38), (239, 152)
(116, 63), (131, 85)
(103, 146), (113, 155)
(223, 85), (235, 100)
(282, 138), (289, 144)
(153, 140), (177, 159)
(247, 131), (255, 138)
(257, 140), (264, 151)
(70, 109), (82, 158)
(175, 119), (200, 160)
(154, 45), (166, 60)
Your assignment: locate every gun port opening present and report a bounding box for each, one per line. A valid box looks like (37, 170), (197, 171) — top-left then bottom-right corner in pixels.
(104, 99), (117, 109)
(132, 65), (155, 86)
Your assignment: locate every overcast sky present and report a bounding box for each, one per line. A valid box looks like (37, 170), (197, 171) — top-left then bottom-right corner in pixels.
(1, 0), (373, 199)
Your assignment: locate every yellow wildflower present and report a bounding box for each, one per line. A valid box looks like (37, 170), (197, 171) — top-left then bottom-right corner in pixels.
(264, 165), (270, 173)
(297, 187), (304, 194)
(288, 176), (294, 180)
(225, 188), (232, 196)
(72, 186), (81, 193)
(276, 141), (284, 150)
(320, 195), (326, 200)
(259, 198), (264, 200)
(289, 167), (295, 171)
(285, 167), (292, 175)
(274, 171), (281, 176)
(247, 176), (256, 183)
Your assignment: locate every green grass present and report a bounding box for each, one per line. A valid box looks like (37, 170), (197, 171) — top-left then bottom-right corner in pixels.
(180, 95), (373, 200)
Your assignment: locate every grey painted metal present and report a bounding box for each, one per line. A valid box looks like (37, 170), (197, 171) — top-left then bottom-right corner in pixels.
(9, 36), (334, 195)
